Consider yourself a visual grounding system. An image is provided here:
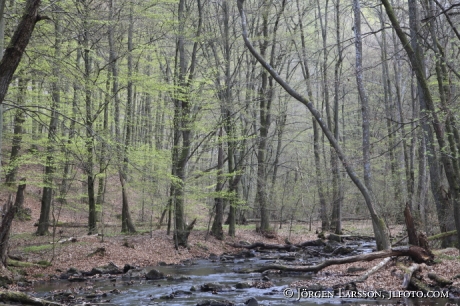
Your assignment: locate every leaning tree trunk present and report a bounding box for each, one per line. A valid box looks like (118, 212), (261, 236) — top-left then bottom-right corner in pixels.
(237, 0), (390, 250)
(0, 0), (43, 104)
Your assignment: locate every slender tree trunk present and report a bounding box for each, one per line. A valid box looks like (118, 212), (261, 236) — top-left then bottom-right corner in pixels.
(378, 7), (403, 205)
(96, 73), (110, 221)
(296, 0), (329, 231)
(211, 128), (224, 240)
(5, 77), (26, 187)
(120, 3), (136, 233)
(170, 0), (202, 247)
(82, 1), (96, 234)
(37, 18), (60, 236)
(255, 1), (271, 233)
(331, 0), (343, 233)
(0, 0), (5, 180)
(353, 0), (372, 192)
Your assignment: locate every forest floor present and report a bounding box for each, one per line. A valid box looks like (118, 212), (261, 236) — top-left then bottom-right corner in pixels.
(2, 181), (460, 295)
(5, 215), (460, 295)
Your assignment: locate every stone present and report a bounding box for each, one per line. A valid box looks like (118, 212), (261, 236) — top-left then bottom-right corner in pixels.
(245, 297), (259, 306)
(173, 290), (193, 296)
(67, 267), (79, 274)
(200, 282), (233, 292)
(145, 268), (164, 280)
(123, 264), (134, 273)
(235, 282), (252, 289)
(123, 269), (143, 279)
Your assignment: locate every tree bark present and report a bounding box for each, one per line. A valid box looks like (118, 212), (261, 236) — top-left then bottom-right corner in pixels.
(353, 0), (373, 194)
(0, 195), (13, 267)
(170, 0), (202, 247)
(211, 128), (224, 240)
(37, 17), (60, 236)
(0, 0), (43, 104)
(120, 3), (136, 234)
(4, 77), (26, 187)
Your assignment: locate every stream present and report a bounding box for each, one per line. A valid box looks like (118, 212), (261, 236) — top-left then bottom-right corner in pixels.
(32, 241), (459, 306)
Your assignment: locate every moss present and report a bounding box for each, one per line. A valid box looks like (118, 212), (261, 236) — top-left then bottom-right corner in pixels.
(35, 260), (52, 267)
(22, 244), (54, 253)
(7, 260), (35, 268)
(7, 259), (51, 268)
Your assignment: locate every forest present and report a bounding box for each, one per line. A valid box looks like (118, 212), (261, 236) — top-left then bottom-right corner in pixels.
(0, 0), (460, 268)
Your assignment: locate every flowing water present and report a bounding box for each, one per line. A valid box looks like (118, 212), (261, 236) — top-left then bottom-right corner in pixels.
(32, 242), (459, 306)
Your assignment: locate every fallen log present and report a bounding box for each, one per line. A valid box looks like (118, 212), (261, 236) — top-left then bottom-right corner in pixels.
(397, 262), (420, 289)
(354, 257), (392, 283)
(428, 272), (453, 287)
(427, 230), (457, 241)
(0, 290), (64, 305)
(237, 246), (433, 274)
(410, 277), (431, 293)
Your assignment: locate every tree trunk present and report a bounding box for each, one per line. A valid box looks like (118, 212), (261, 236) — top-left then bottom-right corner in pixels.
(353, 0), (373, 194)
(0, 0), (5, 181)
(37, 18), (60, 236)
(381, 0), (460, 248)
(378, 7), (403, 206)
(237, 0), (390, 250)
(330, 0), (343, 234)
(120, 3), (136, 234)
(4, 77), (26, 187)
(255, 4), (271, 233)
(211, 128), (224, 240)
(170, 0), (202, 247)
(82, 2), (96, 234)
(0, 195), (13, 266)
(0, 0), (42, 104)
(295, 0), (329, 232)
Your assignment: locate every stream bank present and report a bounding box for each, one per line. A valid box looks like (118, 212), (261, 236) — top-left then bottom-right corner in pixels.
(26, 238), (460, 306)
